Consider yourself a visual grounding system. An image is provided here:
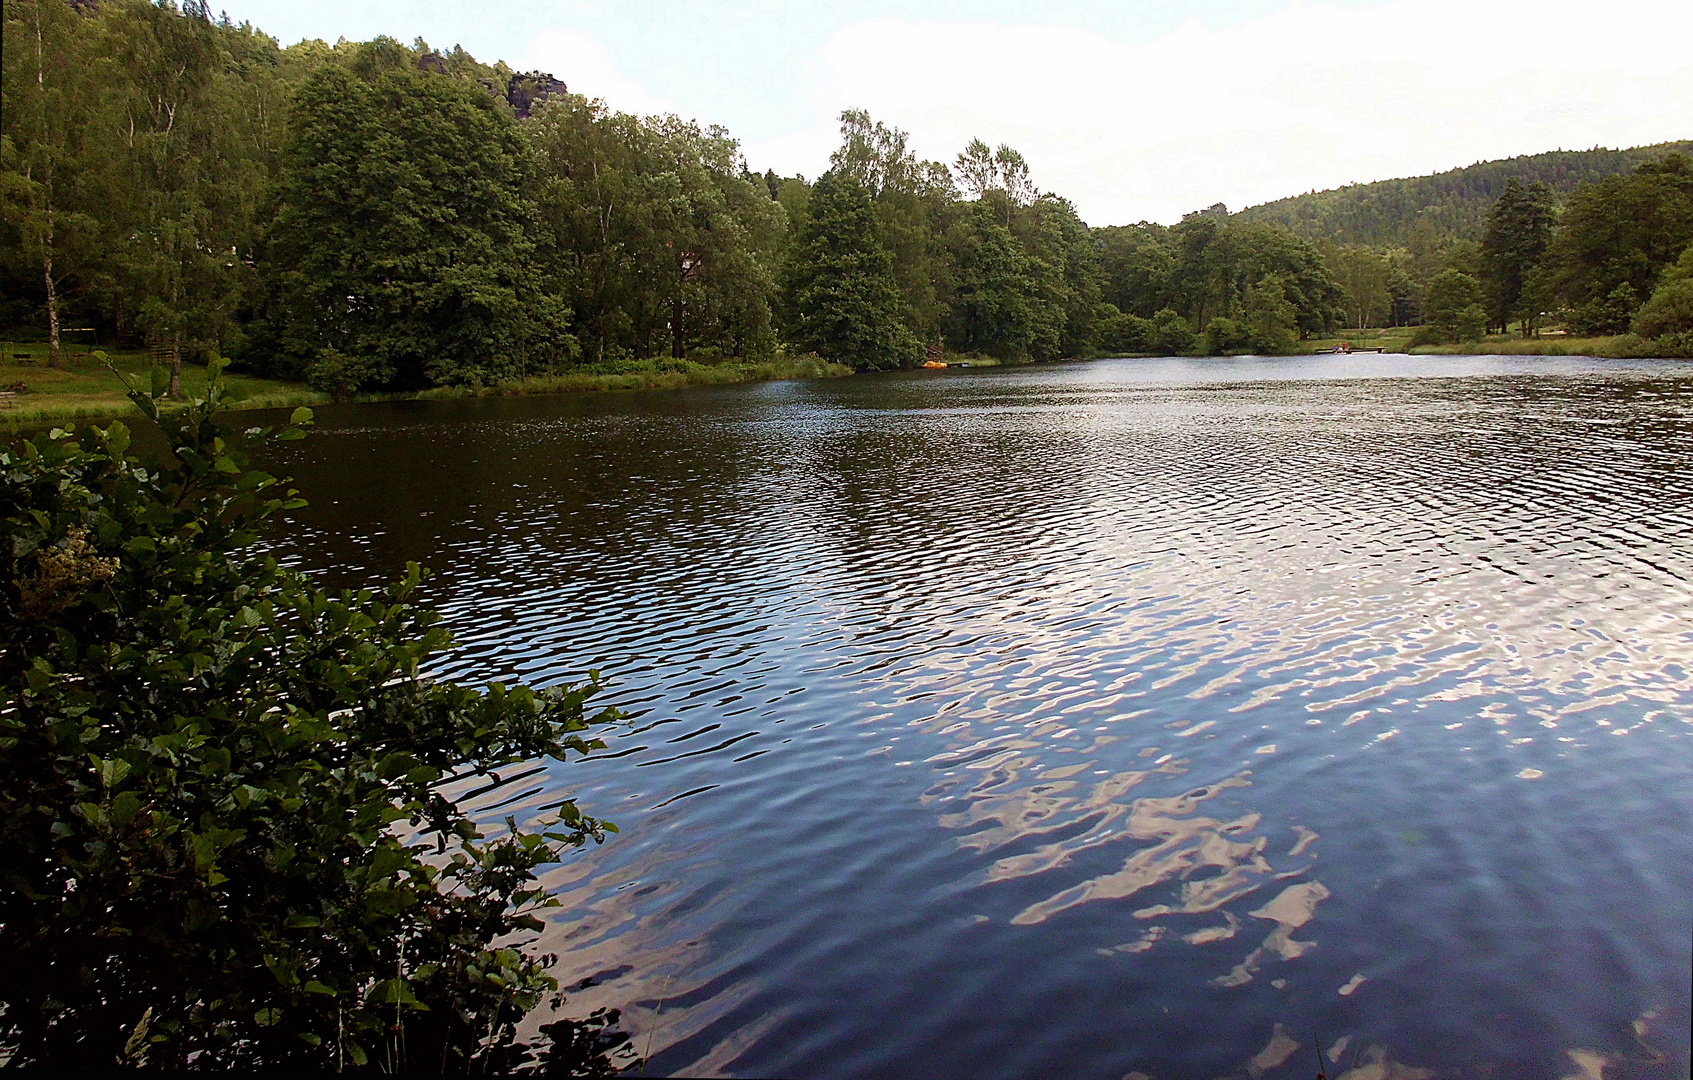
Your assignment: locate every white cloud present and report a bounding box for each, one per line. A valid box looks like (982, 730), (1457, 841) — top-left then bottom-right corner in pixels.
(517, 27), (685, 119)
(741, 0), (1693, 224)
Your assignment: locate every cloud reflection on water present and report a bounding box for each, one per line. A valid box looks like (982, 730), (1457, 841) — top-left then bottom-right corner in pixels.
(265, 357), (1693, 1078)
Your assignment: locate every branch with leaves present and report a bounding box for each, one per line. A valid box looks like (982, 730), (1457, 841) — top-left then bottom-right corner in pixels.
(1, 365), (632, 1071)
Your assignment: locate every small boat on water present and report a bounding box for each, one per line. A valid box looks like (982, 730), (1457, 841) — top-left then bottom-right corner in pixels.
(922, 359), (948, 369)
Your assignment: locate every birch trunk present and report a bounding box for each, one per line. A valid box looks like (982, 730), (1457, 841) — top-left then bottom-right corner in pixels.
(45, 247), (62, 368)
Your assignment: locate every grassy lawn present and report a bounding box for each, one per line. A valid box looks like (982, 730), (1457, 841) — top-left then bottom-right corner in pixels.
(1407, 333), (1637, 356)
(1299, 327), (1641, 357)
(1300, 327), (1419, 353)
(1, 343), (327, 428)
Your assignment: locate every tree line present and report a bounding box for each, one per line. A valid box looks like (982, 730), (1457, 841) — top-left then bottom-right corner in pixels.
(5, 1), (1689, 385)
(1299, 156), (1693, 351)
(3, 0), (1358, 391)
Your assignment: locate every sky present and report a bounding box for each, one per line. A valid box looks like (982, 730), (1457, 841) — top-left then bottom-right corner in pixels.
(212, 0), (1693, 226)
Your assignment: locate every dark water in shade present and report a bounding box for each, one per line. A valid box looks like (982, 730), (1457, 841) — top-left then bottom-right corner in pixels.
(262, 355), (1693, 1080)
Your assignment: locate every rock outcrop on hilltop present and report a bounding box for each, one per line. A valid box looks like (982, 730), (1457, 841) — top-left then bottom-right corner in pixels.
(507, 71), (568, 119)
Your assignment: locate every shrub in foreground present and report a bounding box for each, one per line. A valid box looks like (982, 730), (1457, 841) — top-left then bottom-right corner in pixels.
(1, 365), (629, 1070)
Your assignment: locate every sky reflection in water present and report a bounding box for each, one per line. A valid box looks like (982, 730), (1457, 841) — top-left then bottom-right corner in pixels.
(267, 356), (1693, 1079)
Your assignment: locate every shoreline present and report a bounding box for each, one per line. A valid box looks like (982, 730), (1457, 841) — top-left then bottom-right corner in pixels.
(8, 337), (1682, 429)
(1, 351), (854, 429)
(1297, 329), (1681, 358)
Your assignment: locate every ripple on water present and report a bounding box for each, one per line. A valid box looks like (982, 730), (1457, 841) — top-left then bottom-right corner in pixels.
(266, 356), (1693, 1079)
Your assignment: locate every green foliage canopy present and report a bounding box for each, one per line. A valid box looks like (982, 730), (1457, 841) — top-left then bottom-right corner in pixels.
(13, 1), (1692, 370)
(779, 171), (918, 371)
(256, 55), (565, 390)
(1479, 177), (1555, 333)
(524, 97), (785, 364)
(1094, 215), (1342, 351)
(1421, 269), (1486, 342)
(1632, 244), (1693, 354)
(1235, 141), (1693, 248)
(1549, 154), (1693, 335)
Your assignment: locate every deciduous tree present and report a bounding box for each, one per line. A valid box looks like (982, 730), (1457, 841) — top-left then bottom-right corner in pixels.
(779, 171), (917, 370)
(255, 48), (564, 389)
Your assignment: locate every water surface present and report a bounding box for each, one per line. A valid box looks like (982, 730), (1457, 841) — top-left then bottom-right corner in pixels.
(268, 355), (1693, 1079)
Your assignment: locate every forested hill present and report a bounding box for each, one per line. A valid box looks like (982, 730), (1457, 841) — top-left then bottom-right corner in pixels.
(1235, 141), (1693, 247)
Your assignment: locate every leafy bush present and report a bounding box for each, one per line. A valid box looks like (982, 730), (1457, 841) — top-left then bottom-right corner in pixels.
(1455, 303), (1489, 343)
(1149, 308), (1196, 355)
(1, 364), (628, 1070)
(1633, 278), (1693, 338)
(1566, 282), (1640, 336)
(1240, 274), (1301, 354)
(1202, 316), (1246, 355)
(306, 347), (394, 401)
(1607, 330), (1693, 359)
(1650, 330), (1693, 357)
(1424, 269), (1485, 341)
(1090, 304), (1150, 355)
(1633, 245), (1693, 339)
(1406, 324), (1451, 348)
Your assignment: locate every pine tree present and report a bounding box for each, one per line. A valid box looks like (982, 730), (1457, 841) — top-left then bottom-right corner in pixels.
(1480, 177), (1554, 335)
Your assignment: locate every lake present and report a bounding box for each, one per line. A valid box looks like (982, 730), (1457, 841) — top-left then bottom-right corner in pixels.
(265, 355), (1692, 1079)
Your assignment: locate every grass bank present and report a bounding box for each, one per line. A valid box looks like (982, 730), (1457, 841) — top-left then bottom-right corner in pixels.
(415, 354), (853, 399)
(1, 345), (852, 428)
(1299, 327), (1681, 358)
(1406, 333), (1644, 357)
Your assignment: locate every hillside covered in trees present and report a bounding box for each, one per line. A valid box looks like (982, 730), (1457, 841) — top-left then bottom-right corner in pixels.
(3, 0), (1692, 387)
(1235, 141), (1693, 248)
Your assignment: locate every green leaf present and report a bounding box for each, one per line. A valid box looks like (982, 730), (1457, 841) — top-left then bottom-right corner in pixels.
(111, 792), (142, 828)
(367, 844), (409, 881)
(96, 756), (133, 789)
(366, 978), (421, 1005)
